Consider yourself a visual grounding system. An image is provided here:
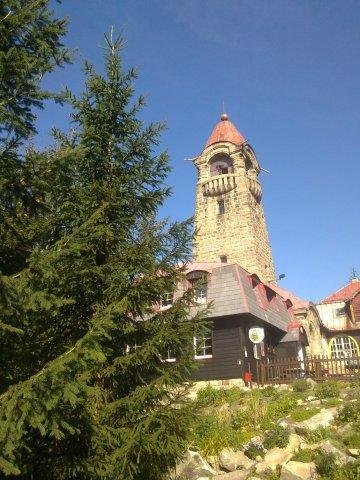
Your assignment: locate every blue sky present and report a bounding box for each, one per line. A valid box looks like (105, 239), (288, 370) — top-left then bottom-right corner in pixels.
(37, 1), (360, 302)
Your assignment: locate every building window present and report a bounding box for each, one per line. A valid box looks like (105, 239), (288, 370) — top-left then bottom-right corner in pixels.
(335, 306), (346, 317)
(164, 349), (176, 362)
(194, 282), (207, 304)
(220, 255), (227, 263)
(218, 199), (225, 215)
(329, 335), (359, 358)
(194, 334), (213, 359)
(160, 292), (173, 310)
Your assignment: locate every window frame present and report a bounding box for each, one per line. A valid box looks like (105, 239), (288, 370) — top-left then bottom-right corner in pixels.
(329, 335), (359, 358)
(159, 292), (173, 310)
(194, 333), (213, 359)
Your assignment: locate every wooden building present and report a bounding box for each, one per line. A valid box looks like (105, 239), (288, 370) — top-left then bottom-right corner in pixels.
(172, 262), (308, 382)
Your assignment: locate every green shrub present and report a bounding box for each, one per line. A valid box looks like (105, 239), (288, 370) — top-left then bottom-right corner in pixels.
(343, 431), (360, 449)
(337, 399), (360, 424)
(315, 451), (337, 477)
(290, 407), (320, 422)
(196, 384), (244, 407)
(314, 380), (341, 399)
(264, 465), (281, 479)
(261, 386), (281, 398)
(192, 414), (231, 456)
(304, 426), (332, 444)
(263, 425), (290, 449)
(244, 443), (265, 460)
(262, 394), (298, 428)
(292, 379), (310, 393)
(321, 397), (342, 407)
(292, 448), (318, 463)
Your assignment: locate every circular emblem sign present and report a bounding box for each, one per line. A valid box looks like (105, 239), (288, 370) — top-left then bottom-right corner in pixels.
(249, 327), (265, 344)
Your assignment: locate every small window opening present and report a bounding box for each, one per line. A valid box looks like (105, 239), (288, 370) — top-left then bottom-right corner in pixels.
(220, 255), (227, 263)
(160, 292), (173, 309)
(218, 199), (225, 215)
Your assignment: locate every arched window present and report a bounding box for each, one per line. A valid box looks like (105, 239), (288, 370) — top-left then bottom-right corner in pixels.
(209, 154), (233, 176)
(329, 335), (359, 358)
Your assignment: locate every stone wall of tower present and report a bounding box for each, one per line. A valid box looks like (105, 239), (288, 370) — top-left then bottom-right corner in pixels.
(193, 141), (276, 283)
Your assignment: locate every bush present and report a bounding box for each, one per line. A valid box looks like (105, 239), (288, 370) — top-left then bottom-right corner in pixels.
(292, 379), (310, 393)
(315, 451), (337, 477)
(192, 413), (231, 456)
(321, 397), (341, 407)
(290, 407), (320, 422)
(262, 394), (298, 428)
(263, 425), (290, 449)
(196, 384), (244, 407)
(261, 386), (281, 398)
(314, 380), (341, 399)
(244, 442), (265, 460)
(343, 431), (360, 449)
(337, 399), (360, 424)
(292, 448), (318, 463)
(304, 426), (332, 444)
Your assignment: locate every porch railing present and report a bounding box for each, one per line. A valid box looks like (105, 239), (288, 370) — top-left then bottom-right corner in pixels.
(255, 355), (360, 385)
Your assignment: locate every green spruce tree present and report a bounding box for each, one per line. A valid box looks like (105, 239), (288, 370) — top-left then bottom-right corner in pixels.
(0, 27), (206, 480)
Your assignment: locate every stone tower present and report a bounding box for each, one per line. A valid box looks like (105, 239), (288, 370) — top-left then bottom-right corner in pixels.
(193, 113), (276, 283)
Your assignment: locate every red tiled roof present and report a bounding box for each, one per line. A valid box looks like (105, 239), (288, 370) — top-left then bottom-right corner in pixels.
(322, 279), (360, 304)
(205, 113), (246, 148)
(270, 285), (309, 310)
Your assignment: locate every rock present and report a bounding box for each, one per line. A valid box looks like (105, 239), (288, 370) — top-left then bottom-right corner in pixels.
(306, 378), (317, 389)
(256, 447), (293, 474)
(320, 440), (355, 465)
(215, 471), (249, 480)
(287, 434), (303, 453)
(294, 408), (337, 434)
(348, 448), (360, 457)
(297, 399), (304, 406)
(172, 450), (217, 480)
(306, 396), (316, 401)
(280, 461), (316, 480)
(306, 400), (321, 407)
(219, 448), (255, 472)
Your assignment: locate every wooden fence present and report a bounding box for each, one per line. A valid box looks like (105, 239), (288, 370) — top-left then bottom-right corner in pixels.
(255, 355), (360, 385)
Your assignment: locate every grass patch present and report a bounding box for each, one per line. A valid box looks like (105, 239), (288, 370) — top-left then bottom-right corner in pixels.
(290, 407), (320, 422)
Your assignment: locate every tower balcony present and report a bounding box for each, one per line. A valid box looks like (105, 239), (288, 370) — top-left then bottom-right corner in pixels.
(202, 173), (236, 197)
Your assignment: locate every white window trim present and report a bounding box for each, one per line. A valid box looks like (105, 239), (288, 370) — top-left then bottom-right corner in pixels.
(194, 336), (213, 360)
(159, 293), (173, 310)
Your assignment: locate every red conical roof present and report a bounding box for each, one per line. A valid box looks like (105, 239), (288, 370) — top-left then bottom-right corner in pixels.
(205, 113), (246, 148)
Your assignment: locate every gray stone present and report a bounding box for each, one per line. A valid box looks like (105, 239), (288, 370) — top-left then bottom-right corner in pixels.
(219, 448), (255, 472)
(215, 471), (249, 480)
(256, 447), (293, 474)
(306, 378), (317, 389)
(280, 461), (316, 480)
(172, 450), (217, 480)
(320, 440), (355, 465)
(348, 448), (360, 457)
(294, 408), (337, 434)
